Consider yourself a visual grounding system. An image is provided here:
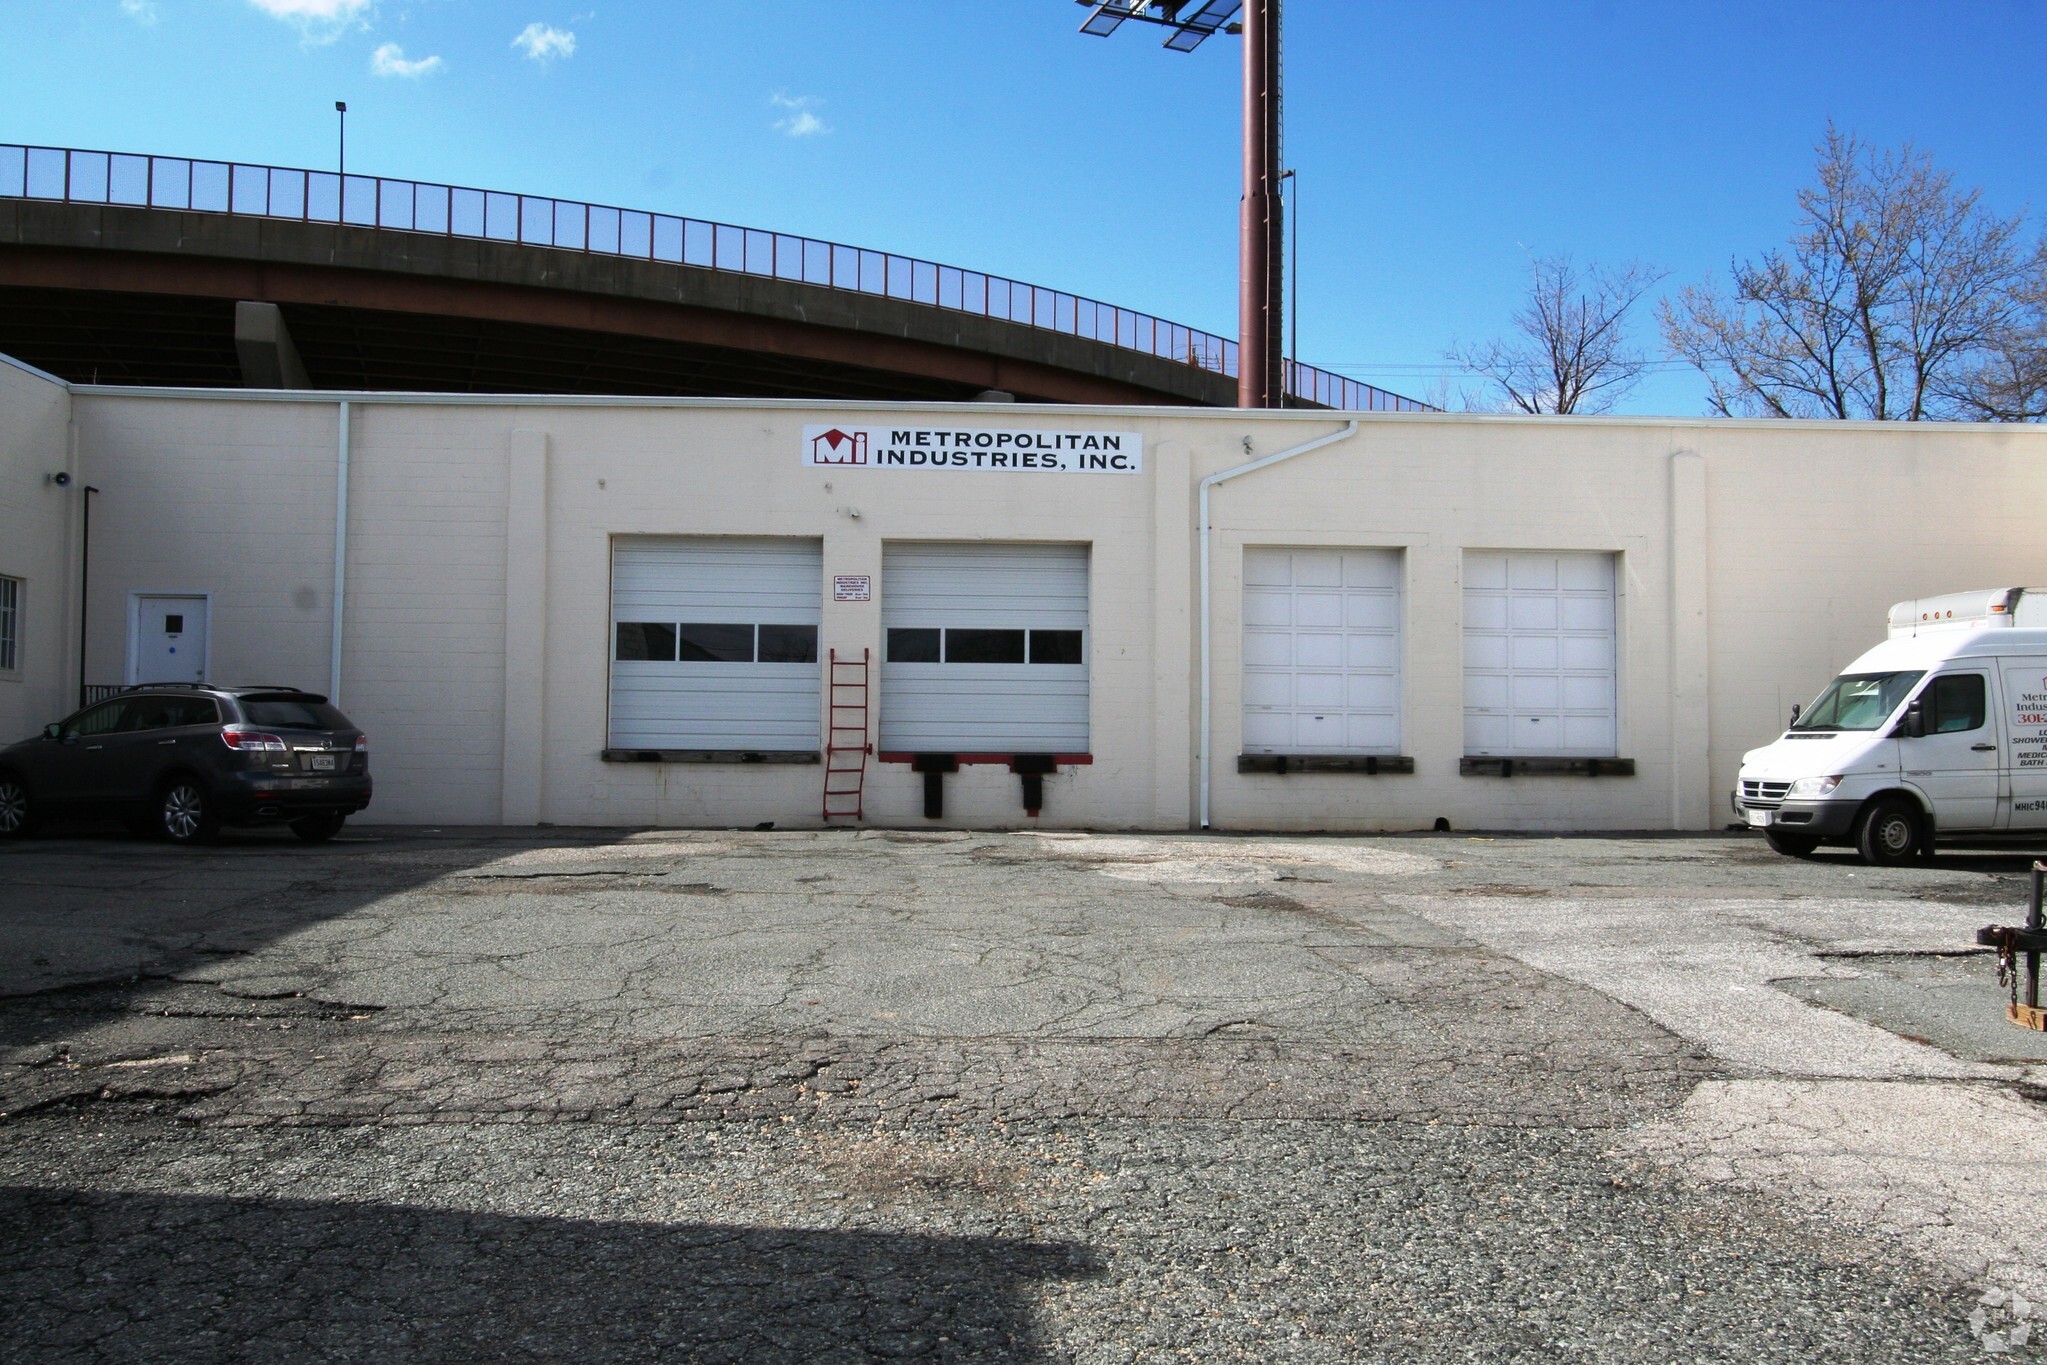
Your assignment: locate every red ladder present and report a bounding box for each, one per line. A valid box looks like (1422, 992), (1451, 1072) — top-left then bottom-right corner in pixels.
(822, 647), (870, 821)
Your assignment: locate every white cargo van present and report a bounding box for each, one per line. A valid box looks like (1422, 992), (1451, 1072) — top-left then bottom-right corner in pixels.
(1737, 588), (2047, 864)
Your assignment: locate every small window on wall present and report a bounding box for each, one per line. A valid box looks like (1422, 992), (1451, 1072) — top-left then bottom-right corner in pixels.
(0, 576), (18, 672)
(616, 622), (678, 661)
(677, 623), (754, 662)
(1029, 630), (1084, 664)
(887, 627), (1084, 664)
(758, 625), (820, 663)
(615, 622), (818, 664)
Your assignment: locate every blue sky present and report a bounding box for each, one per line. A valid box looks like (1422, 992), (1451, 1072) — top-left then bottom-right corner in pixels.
(3, 1), (2043, 414)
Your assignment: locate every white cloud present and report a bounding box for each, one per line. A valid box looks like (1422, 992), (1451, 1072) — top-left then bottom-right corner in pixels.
(245, 0), (373, 43)
(512, 22), (576, 63)
(246, 0), (371, 20)
(770, 93), (829, 138)
(371, 41), (443, 78)
(119, 0), (159, 24)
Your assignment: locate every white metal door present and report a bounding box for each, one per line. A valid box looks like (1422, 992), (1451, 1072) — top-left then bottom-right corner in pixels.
(132, 595), (208, 684)
(880, 542), (1089, 753)
(1464, 552), (1616, 756)
(608, 538), (822, 751)
(1242, 547), (1400, 754)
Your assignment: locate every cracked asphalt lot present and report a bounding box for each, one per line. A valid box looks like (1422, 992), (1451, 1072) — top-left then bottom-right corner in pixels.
(3, 826), (2045, 1361)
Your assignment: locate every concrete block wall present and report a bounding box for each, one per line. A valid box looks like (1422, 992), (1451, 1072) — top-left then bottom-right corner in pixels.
(71, 396), (337, 695)
(525, 404), (1166, 830)
(339, 403), (511, 824)
(0, 356), (75, 743)
(40, 383), (2047, 832)
(1695, 422), (2047, 808)
(1193, 415), (1687, 831)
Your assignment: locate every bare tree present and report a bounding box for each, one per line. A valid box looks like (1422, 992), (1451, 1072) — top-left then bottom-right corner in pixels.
(1661, 125), (2038, 420)
(1948, 242), (2047, 420)
(1448, 256), (1664, 414)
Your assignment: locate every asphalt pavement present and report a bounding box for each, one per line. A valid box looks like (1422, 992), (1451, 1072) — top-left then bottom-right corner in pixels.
(2, 825), (2042, 1360)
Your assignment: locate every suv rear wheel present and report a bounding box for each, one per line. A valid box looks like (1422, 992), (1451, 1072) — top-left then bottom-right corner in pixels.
(158, 777), (220, 845)
(0, 775), (37, 838)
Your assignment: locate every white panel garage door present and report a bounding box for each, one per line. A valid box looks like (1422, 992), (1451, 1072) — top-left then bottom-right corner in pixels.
(1242, 548), (1401, 754)
(880, 542), (1089, 753)
(1464, 551), (1616, 756)
(609, 537), (822, 751)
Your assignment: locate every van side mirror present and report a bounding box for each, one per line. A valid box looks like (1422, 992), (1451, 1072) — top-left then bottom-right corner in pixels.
(1903, 700), (1926, 739)
(1788, 702), (1801, 726)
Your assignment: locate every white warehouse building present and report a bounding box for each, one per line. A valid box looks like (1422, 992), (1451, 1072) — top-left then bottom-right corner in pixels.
(3, 351), (2045, 832)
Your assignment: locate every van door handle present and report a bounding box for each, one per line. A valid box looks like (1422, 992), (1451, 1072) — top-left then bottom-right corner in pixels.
(1972, 743), (1997, 751)
(85, 744), (103, 751)
(158, 739), (178, 746)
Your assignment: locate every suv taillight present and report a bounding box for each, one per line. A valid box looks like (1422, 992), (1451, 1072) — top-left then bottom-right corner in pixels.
(354, 733), (368, 754)
(221, 726), (287, 752)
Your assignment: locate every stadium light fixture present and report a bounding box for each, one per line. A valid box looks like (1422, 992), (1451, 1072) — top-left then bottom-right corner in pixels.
(1076, 1), (1285, 409)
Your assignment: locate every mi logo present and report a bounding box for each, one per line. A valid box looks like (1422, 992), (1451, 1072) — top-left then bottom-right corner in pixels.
(810, 428), (868, 465)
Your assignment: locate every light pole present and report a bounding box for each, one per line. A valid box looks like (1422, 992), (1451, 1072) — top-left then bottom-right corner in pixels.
(1281, 167), (1296, 405)
(335, 101), (347, 177)
(1077, 1), (1284, 409)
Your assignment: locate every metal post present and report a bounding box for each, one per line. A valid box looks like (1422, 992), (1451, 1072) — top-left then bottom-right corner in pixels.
(335, 101), (347, 177)
(1238, 0), (1282, 408)
(2030, 862), (2044, 1011)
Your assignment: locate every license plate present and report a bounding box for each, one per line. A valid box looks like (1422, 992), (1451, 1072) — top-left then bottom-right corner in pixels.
(1746, 809), (1771, 828)
(308, 754), (337, 772)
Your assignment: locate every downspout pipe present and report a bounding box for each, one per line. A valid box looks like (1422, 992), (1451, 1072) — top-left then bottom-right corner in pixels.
(329, 400), (350, 705)
(1197, 419), (1359, 828)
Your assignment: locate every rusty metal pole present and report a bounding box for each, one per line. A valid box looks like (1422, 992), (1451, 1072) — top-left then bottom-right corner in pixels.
(1238, 0), (1282, 408)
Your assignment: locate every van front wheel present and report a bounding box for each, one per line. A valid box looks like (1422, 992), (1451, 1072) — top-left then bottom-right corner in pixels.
(1856, 798), (1921, 866)
(1765, 829), (1820, 858)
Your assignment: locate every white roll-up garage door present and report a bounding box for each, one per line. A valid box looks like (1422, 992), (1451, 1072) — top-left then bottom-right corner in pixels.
(1242, 547), (1402, 754)
(1464, 551), (1616, 756)
(880, 542), (1089, 753)
(609, 537), (822, 751)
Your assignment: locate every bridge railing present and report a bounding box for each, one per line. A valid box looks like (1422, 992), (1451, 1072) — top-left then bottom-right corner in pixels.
(0, 143), (1428, 412)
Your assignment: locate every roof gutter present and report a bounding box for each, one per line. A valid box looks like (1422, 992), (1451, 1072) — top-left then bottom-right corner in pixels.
(1197, 419), (1360, 829)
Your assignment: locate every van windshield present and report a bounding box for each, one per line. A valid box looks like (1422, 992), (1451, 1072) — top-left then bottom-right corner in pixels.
(1792, 671), (1925, 731)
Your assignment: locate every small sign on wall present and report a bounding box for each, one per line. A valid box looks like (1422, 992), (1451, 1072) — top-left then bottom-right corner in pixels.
(833, 575), (872, 602)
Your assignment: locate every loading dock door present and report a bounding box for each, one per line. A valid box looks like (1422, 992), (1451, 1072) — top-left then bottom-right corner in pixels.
(1463, 551), (1617, 756)
(1242, 547), (1401, 754)
(879, 543), (1089, 753)
(609, 537), (822, 751)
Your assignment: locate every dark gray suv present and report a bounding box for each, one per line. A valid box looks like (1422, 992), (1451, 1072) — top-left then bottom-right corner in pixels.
(0, 685), (372, 844)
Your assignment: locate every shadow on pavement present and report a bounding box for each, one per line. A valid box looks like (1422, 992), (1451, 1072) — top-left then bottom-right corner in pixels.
(0, 825), (644, 1049)
(0, 1183), (1099, 1362)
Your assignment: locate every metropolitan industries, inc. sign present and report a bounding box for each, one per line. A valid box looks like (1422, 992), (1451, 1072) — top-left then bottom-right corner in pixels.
(802, 425), (1143, 474)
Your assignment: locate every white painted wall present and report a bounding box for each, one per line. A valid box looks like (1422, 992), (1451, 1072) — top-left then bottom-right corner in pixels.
(0, 357), (75, 744)
(35, 382), (2047, 833)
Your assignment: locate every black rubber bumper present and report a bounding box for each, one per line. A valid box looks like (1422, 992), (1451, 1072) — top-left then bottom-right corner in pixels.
(1750, 798), (1861, 839)
(216, 772), (372, 821)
